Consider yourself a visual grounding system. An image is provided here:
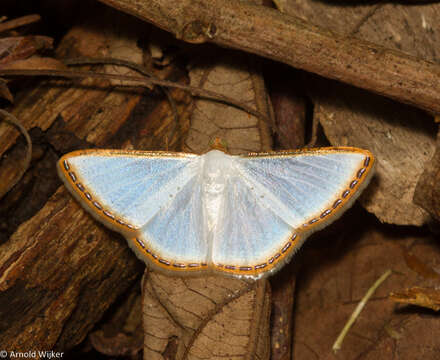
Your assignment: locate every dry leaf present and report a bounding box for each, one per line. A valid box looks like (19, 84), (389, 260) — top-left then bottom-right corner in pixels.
(390, 287), (440, 311)
(274, 2), (440, 62)
(292, 207), (440, 359)
(0, 35), (55, 102)
(313, 82), (435, 225)
(101, 16), (145, 87)
(402, 248), (440, 281)
(143, 273), (271, 359)
(184, 50), (271, 154)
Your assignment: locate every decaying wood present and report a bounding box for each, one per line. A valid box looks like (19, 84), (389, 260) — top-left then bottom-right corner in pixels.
(413, 128), (440, 221)
(0, 110), (31, 199)
(0, 36), (53, 65)
(0, 187), (142, 350)
(89, 283), (144, 357)
(98, 0), (440, 115)
(270, 264), (298, 360)
(268, 71), (305, 360)
(0, 11), (171, 350)
(269, 66), (306, 150)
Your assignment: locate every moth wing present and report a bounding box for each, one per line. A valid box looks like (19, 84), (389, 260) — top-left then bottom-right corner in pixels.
(58, 150), (208, 272)
(212, 173), (294, 277)
(135, 172), (210, 271)
(212, 147), (374, 279)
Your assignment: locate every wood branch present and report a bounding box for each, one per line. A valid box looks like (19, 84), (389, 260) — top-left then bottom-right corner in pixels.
(97, 0), (440, 115)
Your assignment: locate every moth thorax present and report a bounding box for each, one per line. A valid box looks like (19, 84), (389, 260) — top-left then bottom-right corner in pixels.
(201, 150), (232, 232)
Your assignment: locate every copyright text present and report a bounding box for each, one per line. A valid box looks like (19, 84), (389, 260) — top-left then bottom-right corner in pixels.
(0, 350), (64, 359)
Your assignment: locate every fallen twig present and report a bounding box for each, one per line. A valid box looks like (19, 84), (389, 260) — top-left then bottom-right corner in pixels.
(97, 0), (440, 115)
(0, 68), (271, 131)
(0, 14), (41, 34)
(332, 269), (392, 353)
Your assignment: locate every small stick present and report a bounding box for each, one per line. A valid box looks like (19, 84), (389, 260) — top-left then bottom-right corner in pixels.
(0, 68), (272, 130)
(332, 269), (392, 353)
(0, 15), (41, 34)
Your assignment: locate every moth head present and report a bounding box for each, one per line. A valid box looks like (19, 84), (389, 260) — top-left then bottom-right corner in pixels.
(209, 137), (228, 153)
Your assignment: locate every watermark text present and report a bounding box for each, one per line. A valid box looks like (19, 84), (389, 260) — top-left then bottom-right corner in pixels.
(0, 350), (64, 359)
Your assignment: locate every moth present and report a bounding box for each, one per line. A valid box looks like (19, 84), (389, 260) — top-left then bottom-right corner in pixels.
(58, 142), (374, 279)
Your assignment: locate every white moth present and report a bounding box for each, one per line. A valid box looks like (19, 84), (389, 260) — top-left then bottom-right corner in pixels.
(58, 144), (374, 279)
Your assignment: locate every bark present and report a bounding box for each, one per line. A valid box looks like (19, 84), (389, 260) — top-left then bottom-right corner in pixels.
(99, 0), (440, 114)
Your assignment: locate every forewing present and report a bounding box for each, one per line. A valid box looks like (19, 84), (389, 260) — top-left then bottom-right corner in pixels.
(58, 149), (199, 233)
(213, 147), (374, 279)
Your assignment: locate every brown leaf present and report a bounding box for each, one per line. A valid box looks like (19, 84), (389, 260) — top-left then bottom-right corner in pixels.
(390, 287), (440, 311)
(143, 273), (271, 359)
(402, 249), (440, 281)
(274, 2), (440, 62)
(0, 35), (54, 102)
(292, 208), (440, 359)
(313, 81), (435, 226)
(90, 332), (143, 357)
(101, 24), (144, 87)
(184, 49), (272, 154)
